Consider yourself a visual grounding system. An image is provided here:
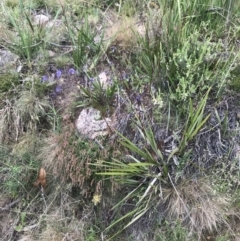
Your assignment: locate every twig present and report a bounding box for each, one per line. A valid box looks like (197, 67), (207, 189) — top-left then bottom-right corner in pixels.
(95, 139), (104, 149)
(22, 40), (43, 48)
(41, 186), (47, 208)
(44, 40), (73, 48)
(0, 198), (21, 211)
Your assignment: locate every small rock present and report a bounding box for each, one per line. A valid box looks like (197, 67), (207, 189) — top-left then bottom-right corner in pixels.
(136, 24), (146, 37)
(33, 14), (49, 26)
(46, 19), (62, 28)
(48, 50), (55, 57)
(237, 112), (240, 120)
(0, 50), (19, 73)
(76, 107), (113, 139)
(98, 71), (111, 89)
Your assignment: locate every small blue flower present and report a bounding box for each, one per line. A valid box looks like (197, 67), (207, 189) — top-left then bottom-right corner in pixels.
(41, 75), (48, 83)
(89, 77), (94, 82)
(55, 85), (62, 93)
(68, 68), (76, 75)
(56, 69), (62, 78)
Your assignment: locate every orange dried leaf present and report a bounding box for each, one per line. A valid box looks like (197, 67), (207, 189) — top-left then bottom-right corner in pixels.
(33, 167), (46, 188)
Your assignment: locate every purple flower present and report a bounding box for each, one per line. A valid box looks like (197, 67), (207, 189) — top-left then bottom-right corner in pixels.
(56, 69), (62, 78)
(68, 68), (76, 75)
(41, 75), (48, 83)
(55, 85), (62, 93)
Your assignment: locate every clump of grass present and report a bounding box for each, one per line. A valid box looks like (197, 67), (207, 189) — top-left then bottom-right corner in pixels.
(23, 75), (57, 97)
(162, 178), (229, 238)
(105, 15), (141, 51)
(0, 147), (39, 198)
(0, 86), (51, 143)
(78, 79), (117, 117)
(0, 73), (20, 94)
(64, 9), (104, 71)
(53, 56), (72, 69)
(12, 132), (42, 156)
(16, 89), (51, 130)
(1, 1), (47, 64)
(229, 75), (240, 92)
(5, 0), (19, 8)
(29, 184), (96, 241)
(154, 220), (188, 241)
(38, 121), (105, 198)
(135, 0), (238, 114)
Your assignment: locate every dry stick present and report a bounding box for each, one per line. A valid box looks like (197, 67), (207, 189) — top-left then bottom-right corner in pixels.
(94, 139), (104, 149)
(44, 40), (73, 48)
(0, 198), (21, 211)
(41, 186), (47, 208)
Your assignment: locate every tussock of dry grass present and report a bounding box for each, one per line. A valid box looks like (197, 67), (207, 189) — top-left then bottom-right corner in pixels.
(12, 132), (42, 156)
(0, 99), (20, 143)
(162, 178), (229, 237)
(16, 90), (50, 128)
(0, 24), (15, 43)
(36, 212), (85, 241)
(104, 12), (145, 50)
(38, 121), (103, 197)
(17, 205), (87, 241)
(0, 89), (50, 143)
